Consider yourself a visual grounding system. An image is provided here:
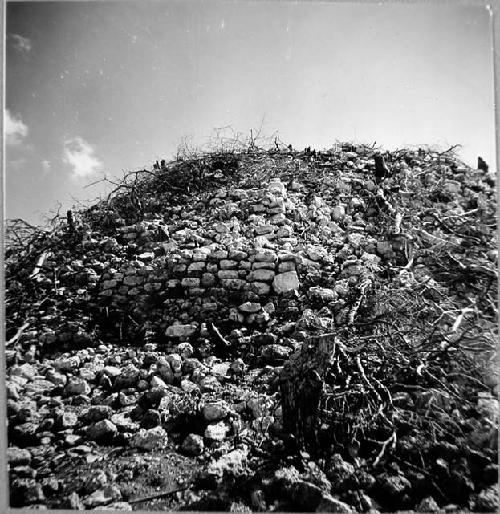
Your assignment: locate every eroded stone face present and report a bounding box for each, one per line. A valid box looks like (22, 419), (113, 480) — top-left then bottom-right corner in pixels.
(272, 271), (300, 294)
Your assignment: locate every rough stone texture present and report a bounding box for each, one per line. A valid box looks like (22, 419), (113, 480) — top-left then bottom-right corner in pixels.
(182, 433), (205, 456)
(204, 421), (230, 442)
(272, 271), (300, 294)
(87, 420), (117, 442)
(130, 426), (168, 450)
(4, 146), (498, 511)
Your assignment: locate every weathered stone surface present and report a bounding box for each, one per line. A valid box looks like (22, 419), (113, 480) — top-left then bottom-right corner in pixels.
(203, 401), (229, 422)
(238, 302), (262, 313)
(130, 426), (168, 450)
(87, 420), (117, 442)
(250, 281), (271, 296)
(218, 270), (239, 279)
(248, 269), (275, 282)
(201, 273), (217, 287)
(254, 250), (278, 263)
(206, 448), (248, 478)
(272, 271), (300, 294)
(308, 286), (337, 302)
(220, 278), (245, 290)
(415, 496), (440, 512)
(182, 433), (205, 456)
(261, 344), (293, 363)
(64, 378), (91, 396)
(165, 323), (198, 338)
(181, 277), (200, 288)
(204, 421), (230, 441)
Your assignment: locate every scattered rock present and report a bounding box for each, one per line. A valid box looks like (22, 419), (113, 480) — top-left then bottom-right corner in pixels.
(204, 421), (230, 442)
(182, 433), (205, 456)
(130, 426), (168, 450)
(202, 402), (229, 422)
(86, 420), (117, 442)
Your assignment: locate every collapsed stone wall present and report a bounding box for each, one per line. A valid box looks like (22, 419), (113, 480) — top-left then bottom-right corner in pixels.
(19, 147), (471, 352)
(5, 145), (498, 512)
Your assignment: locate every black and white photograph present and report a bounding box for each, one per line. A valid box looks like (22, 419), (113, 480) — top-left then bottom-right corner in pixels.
(3, 1), (498, 512)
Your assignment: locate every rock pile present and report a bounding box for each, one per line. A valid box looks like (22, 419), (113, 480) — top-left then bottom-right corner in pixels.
(5, 143), (498, 511)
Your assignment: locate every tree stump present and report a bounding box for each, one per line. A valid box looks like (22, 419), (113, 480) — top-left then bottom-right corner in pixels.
(279, 334), (339, 454)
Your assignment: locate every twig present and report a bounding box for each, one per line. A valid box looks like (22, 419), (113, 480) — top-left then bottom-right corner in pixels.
(6, 322), (30, 347)
(129, 485), (189, 504)
(438, 144), (461, 156)
(372, 430), (396, 466)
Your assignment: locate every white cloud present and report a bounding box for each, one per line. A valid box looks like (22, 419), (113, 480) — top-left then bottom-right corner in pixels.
(5, 109), (28, 145)
(63, 137), (103, 177)
(42, 160), (51, 173)
(9, 33), (32, 56)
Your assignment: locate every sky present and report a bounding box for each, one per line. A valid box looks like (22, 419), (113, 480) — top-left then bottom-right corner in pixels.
(4, 1), (496, 225)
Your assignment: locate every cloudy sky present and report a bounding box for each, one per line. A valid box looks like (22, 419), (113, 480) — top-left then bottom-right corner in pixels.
(5, 1), (495, 225)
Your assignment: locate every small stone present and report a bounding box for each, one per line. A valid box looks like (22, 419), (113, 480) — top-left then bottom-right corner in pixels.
(84, 469), (108, 493)
(165, 323), (198, 338)
(176, 342), (194, 358)
(101, 365), (121, 378)
(201, 273), (217, 287)
(327, 454), (355, 492)
(199, 375), (221, 392)
(53, 356), (80, 372)
(471, 485), (499, 512)
(238, 302), (262, 313)
(115, 364), (140, 389)
(207, 448), (248, 477)
(156, 358), (174, 384)
(64, 434), (82, 446)
(167, 353), (182, 373)
(220, 278), (245, 290)
(59, 411), (78, 428)
(67, 491), (84, 509)
(376, 472), (411, 501)
(110, 413), (138, 432)
(139, 387), (168, 409)
(203, 401), (229, 422)
(255, 250), (278, 263)
(249, 269), (275, 282)
(181, 277), (201, 288)
(130, 426), (168, 450)
(141, 409), (161, 429)
(416, 496), (440, 512)
(182, 433), (205, 456)
(180, 379), (200, 393)
(150, 374), (168, 390)
(87, 420), (117, 442)
(291, 480), (323, 510)
(250, 282), (271, 296)
(204, 421), (230, 441)
(83, 485), (121, 508)
(261, 344), (293, 363)
(278, 260), (296, 272)
(308, 286), (337, 302)
(229, 359), (246, 375)
(64, 377), (90, 396)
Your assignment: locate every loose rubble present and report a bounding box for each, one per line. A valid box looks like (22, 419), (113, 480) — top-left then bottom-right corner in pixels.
(5, 142), (497, 511)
